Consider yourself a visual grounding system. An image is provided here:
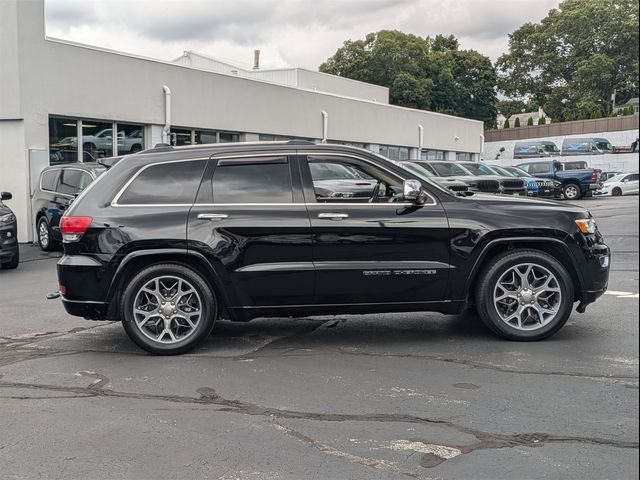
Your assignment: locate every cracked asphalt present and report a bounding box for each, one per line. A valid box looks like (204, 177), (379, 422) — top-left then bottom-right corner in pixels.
(0, 196), (638, 480)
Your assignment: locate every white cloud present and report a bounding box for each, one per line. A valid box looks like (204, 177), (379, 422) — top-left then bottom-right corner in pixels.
(45, 0), (560, 69)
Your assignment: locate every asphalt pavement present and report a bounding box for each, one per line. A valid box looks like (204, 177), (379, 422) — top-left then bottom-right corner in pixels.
(0, 196), (638, 480)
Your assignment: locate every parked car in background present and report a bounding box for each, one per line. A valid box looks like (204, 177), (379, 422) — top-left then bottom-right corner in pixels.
(596, 172), (639, 197)
(561, 137), (613, 156)
(455, 161), (527, 196)
(56, 141), (610, 354)
(0, 192), (19, 269)
(398, 161), (469, 193)
(308, 161), (377, 199)
(600, 171), (623, 182)
(33, 163), (107, 251)
(498, 166), (562, 199)
(513, 140), (561, 159)
(414, 161), (501, 194)
(516, 160), (601, 200)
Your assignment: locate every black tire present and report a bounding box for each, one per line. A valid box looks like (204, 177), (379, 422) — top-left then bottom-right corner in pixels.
(121, 263), (216, 355)
(563, 183), (582, 200)
(475, 249), (574, 341)
(130, 144), (142, 153)
(37, 217), (58, 251)
(1, 249), (19, 269)
(612, 187), (623, 197)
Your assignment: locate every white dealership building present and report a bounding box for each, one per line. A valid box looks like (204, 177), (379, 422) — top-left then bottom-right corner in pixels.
(1, 0), (484, 242)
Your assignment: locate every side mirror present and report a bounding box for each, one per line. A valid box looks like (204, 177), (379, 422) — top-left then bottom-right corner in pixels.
(403, 179), (424, 204)
(1, 192), (12, 201)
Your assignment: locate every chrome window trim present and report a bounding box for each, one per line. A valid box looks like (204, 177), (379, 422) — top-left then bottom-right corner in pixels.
(112, 202), (418, 208)
(111, 157), (209, 206)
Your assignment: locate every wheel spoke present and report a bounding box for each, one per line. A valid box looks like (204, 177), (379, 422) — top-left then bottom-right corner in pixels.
(133, 274), (203, 345)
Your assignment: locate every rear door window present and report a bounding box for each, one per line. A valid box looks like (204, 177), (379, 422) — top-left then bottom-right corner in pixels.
(529, 163), (551, 174)
(117, 160), (206, 205)
(211, 157), (293, 204)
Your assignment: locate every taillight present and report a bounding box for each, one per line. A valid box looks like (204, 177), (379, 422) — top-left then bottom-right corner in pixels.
(60, 216), (93, 242)
(590, 172), (598, 182)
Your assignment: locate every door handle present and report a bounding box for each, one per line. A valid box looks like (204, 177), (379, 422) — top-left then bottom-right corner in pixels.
(318, 213), (349, 221)
(197, 213), (229, 221)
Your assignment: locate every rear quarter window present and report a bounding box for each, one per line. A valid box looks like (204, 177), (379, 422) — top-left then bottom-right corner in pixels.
(117, 160), (206, 205)
(40, 170), (58, 191)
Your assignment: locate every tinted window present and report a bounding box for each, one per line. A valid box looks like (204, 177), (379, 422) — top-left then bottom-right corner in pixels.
(528, 163), (551, 174)
(118, 160), (206, 205)
(461, 163), (495, 176)
(430, 162), (471, 177)
(626, 174), (639, 182)
(56, 169), (85, 195)
(41, 170), (58, 191)
(212, 159), (292, 204)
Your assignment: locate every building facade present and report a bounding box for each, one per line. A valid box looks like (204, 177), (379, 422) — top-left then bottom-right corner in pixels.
(1, 0), (484, 242)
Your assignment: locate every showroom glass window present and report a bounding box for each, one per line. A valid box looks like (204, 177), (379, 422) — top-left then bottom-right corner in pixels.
(195, 130), (217, 145)
(421, 150), (445, 161)
(82, 121), (113, 161)
(116, 123), (145, 154)
(170, 128), (193, 146)
(456, 152), (473, 161)
(49, 117), (79, 164)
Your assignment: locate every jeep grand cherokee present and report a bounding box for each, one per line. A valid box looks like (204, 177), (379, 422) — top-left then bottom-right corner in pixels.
(56, 141), (610, 355)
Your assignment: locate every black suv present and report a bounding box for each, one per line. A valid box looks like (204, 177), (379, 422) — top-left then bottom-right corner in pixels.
(57, 142), (610, 354)
(33, 163), (107, 251)
(0, 192), (19, 269)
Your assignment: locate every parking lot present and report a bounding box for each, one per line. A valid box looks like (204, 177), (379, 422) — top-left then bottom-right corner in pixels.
(0, 196), (638, 480)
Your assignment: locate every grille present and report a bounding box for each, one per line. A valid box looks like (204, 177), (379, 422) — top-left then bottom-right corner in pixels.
(477, 179), (500, 192)
(502, 179), (525, 189)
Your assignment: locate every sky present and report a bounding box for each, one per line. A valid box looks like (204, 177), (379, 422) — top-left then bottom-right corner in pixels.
(44, 0), (560, 70)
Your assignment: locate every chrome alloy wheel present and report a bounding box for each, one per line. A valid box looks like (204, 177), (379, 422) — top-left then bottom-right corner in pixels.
(39, 221), (49, 248)
(132, 276), (202, 344)
(493, 263), (562, 331)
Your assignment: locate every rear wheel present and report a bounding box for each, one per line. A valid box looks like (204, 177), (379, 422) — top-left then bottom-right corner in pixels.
(563, 183), (582, 200)
(475, 249), (574, 341)
(37, 217), (58, 251)
(612, 187), (623, 197)
(121, 264), (216, 355)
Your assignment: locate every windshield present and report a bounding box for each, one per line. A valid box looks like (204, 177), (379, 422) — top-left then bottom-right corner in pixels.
(309, 162), (360, 180)
(605, 174), (626, 183)
(400, 162), (434, 177)
(595, 140), (612, 151)
(504, 167), (530, 178)
(430, 162), (471, 177)
(490, 166), (516, 177)
(460, 163), (497, 176)
(542, 143), (560, 153)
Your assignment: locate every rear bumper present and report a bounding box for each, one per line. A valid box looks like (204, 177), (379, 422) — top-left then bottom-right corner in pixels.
(61, 297), (109, 320)
(588, 183), (601, 191)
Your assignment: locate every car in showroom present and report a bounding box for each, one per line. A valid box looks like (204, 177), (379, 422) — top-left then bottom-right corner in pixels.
(596, 172), (639, 196)
(55, 141), (610, 355)
(0, 191), (19, 269)
(33, 162), (107, 251)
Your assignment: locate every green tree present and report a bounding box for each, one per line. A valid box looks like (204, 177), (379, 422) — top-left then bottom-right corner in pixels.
(527, 117), (534, 126)
(319, 30), (498, 126)
(514, 117), (521, 127)
(496, 0), (639, 120)
(538, 115), (546, 125)
(503, 118), (510, 129)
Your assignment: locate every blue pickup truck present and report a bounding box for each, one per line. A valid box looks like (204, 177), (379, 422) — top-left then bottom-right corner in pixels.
(516, 160), (601, 200)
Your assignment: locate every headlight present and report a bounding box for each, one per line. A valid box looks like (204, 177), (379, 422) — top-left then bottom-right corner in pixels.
(0, 213), (15, 224)
(575, 218), (597, 234)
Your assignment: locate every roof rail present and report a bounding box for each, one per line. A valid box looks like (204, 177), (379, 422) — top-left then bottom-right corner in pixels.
(286, 140), (316, 145)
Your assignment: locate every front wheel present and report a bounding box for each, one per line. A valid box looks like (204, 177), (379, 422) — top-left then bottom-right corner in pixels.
(563, 183), (582, 200)
(121, 264), (216, 355)
(475, 249), (574, 341)
(37, 217), (58, 251)
(612, 187), (623, 197)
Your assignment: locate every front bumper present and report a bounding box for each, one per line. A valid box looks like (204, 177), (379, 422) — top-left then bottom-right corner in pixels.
(0, 223), (18, 262)
(576, 240), (610, 306)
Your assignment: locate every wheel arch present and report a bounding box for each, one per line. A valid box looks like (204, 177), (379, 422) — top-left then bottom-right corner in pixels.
(105, 249), (236, 321)
(465, 237), (584, 304)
